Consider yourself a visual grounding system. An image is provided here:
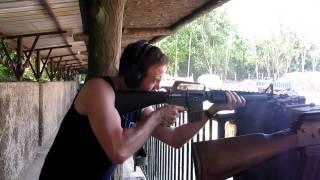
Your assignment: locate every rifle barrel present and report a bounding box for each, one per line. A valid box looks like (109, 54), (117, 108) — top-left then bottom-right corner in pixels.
(206, 90), (272, 103)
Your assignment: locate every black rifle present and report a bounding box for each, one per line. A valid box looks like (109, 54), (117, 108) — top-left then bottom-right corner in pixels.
(115, 81), (273, 122)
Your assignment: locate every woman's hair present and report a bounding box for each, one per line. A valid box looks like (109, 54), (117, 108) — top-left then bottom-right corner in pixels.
(119, 40), (168, 76)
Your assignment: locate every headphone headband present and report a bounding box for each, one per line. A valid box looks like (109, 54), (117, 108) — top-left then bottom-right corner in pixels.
(124, 42), (153, 88)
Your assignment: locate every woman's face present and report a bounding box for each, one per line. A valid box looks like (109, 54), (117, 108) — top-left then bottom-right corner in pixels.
(139, 64), (167, 91)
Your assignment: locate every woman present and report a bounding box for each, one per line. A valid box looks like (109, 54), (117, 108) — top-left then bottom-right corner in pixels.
(39, 40), (245, 179)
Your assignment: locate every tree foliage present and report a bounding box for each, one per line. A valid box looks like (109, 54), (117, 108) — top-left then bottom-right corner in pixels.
(159, 6), (320, 81)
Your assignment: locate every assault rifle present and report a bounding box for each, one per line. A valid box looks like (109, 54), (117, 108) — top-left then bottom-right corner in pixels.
(115, 81), (272, 122)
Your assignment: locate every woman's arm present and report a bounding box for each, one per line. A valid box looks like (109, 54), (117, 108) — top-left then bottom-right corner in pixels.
(81, 78), (181, 163)
(150, 91), (246, 148)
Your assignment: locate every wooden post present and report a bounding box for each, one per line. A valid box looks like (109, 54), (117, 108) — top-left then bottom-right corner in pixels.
(80, 0), (127, 78)
(79, 1), (127, 178)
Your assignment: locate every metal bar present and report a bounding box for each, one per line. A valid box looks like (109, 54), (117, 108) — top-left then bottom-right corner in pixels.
(147, 138), (151, 179)
(167, 142), (170, 180)
(24, 44), (72, 52)
(161, 135), (165, 179)
(57, 56), (63, 66)
(52, 58), (60, 79)
(173, 137), (176, 180)
(155, 137), (159, 179)
(40, 58), (51, 80)
(186, 130), (190, 180)
(170, 143), (173, 180)
(44, 66), (51, 79)
(40, 48), (52, 76)
(23, 35), (39, 76)
(181, 113), (186, 180)
(209, 119), (213, 140)
(4, 32), (60, 74)
(62, 62), (67, 80)
(150, 137), (154, 180)
(44, 53), (77, 59)
(191, 138), (194, 180)
(40, 0), (81, 64)
(196, 128), (200, 142)
(49, 58), (54, 80)
(61, 59), (79, 63)
(6, 30), (66, 39)
(65, 65), (87, 69)
(1, 38), (15, 70)
(36, 50), (41, 80)
(178, 115), (181, 180)
(202, 120), (206, 141)
(65, 62), (79, 65)
(16, 37), (23, 80)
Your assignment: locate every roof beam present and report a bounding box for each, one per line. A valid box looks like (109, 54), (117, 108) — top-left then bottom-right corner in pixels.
(5, 30), (66, 39)
(54, 58), (78, 63)
(43, 53), (78, 60)
(40, 0), (81, 64)
(73, 28), (172, 41)
(123, 28), (173, 37)
(24, 44), (72, 52)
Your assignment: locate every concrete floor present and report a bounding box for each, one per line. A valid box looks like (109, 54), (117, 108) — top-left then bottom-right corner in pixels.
(20, 144), (50, 180)
(20, 137), (146, 180)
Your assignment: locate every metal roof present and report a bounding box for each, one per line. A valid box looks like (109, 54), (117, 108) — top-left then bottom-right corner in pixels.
(0, 0), (229, 71)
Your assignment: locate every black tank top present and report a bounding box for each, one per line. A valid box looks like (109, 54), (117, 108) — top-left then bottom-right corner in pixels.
(39, 77), (140, 180)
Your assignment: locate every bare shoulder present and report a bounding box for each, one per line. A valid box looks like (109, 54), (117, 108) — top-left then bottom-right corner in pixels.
(85, 78), (114, 93)
(75, 78), (115, 115)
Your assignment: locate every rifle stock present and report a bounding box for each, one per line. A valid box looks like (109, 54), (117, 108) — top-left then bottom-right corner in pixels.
(192, 130), (298, 180)
(115, 91), (168, 114)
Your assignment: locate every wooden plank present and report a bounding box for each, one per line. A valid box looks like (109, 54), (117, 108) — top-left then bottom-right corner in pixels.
(0, 1), (40, 10)
(0, 7), (79, 19)
(0, 1), (79, 14)
(6, 30), (65, 39)
(2, 26), (83, 36)
(0, 15), (81, 24)
(2, 22), (82, 30)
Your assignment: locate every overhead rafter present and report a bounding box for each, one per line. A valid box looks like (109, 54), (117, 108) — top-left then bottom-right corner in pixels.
(24, 44), (72, 52)
(42, 53), (78, 60)
(73, 27), (173, 42)
(1, 30), (71, 80)
(55, 58), (79, 63)
(5, 30), (66, 39)
(40, 0), (81, 64)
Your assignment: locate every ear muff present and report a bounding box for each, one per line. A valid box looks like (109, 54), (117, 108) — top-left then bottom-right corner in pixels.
(124, 43), (152, 88)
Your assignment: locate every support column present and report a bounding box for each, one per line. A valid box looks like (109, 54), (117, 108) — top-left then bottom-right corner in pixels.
(16, 37), (23, 81)
(80, 0), (127, 78)
(49, 58), (54, 81)
(79, 1), (127, 178)
(35, 50), (41, 80)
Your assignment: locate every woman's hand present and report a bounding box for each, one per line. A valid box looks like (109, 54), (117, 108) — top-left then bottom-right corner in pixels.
(208, 91), (246, 113)
(153, 105), (185, 127)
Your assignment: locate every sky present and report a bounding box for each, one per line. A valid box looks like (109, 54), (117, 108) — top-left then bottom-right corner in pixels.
(225, 0), (320, 45)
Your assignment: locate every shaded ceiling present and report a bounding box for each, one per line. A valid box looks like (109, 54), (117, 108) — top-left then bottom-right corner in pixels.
(0, 0), (229, 71)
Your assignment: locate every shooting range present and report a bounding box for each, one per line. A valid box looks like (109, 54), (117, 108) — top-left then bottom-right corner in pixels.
(0, 0), (320, 180)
